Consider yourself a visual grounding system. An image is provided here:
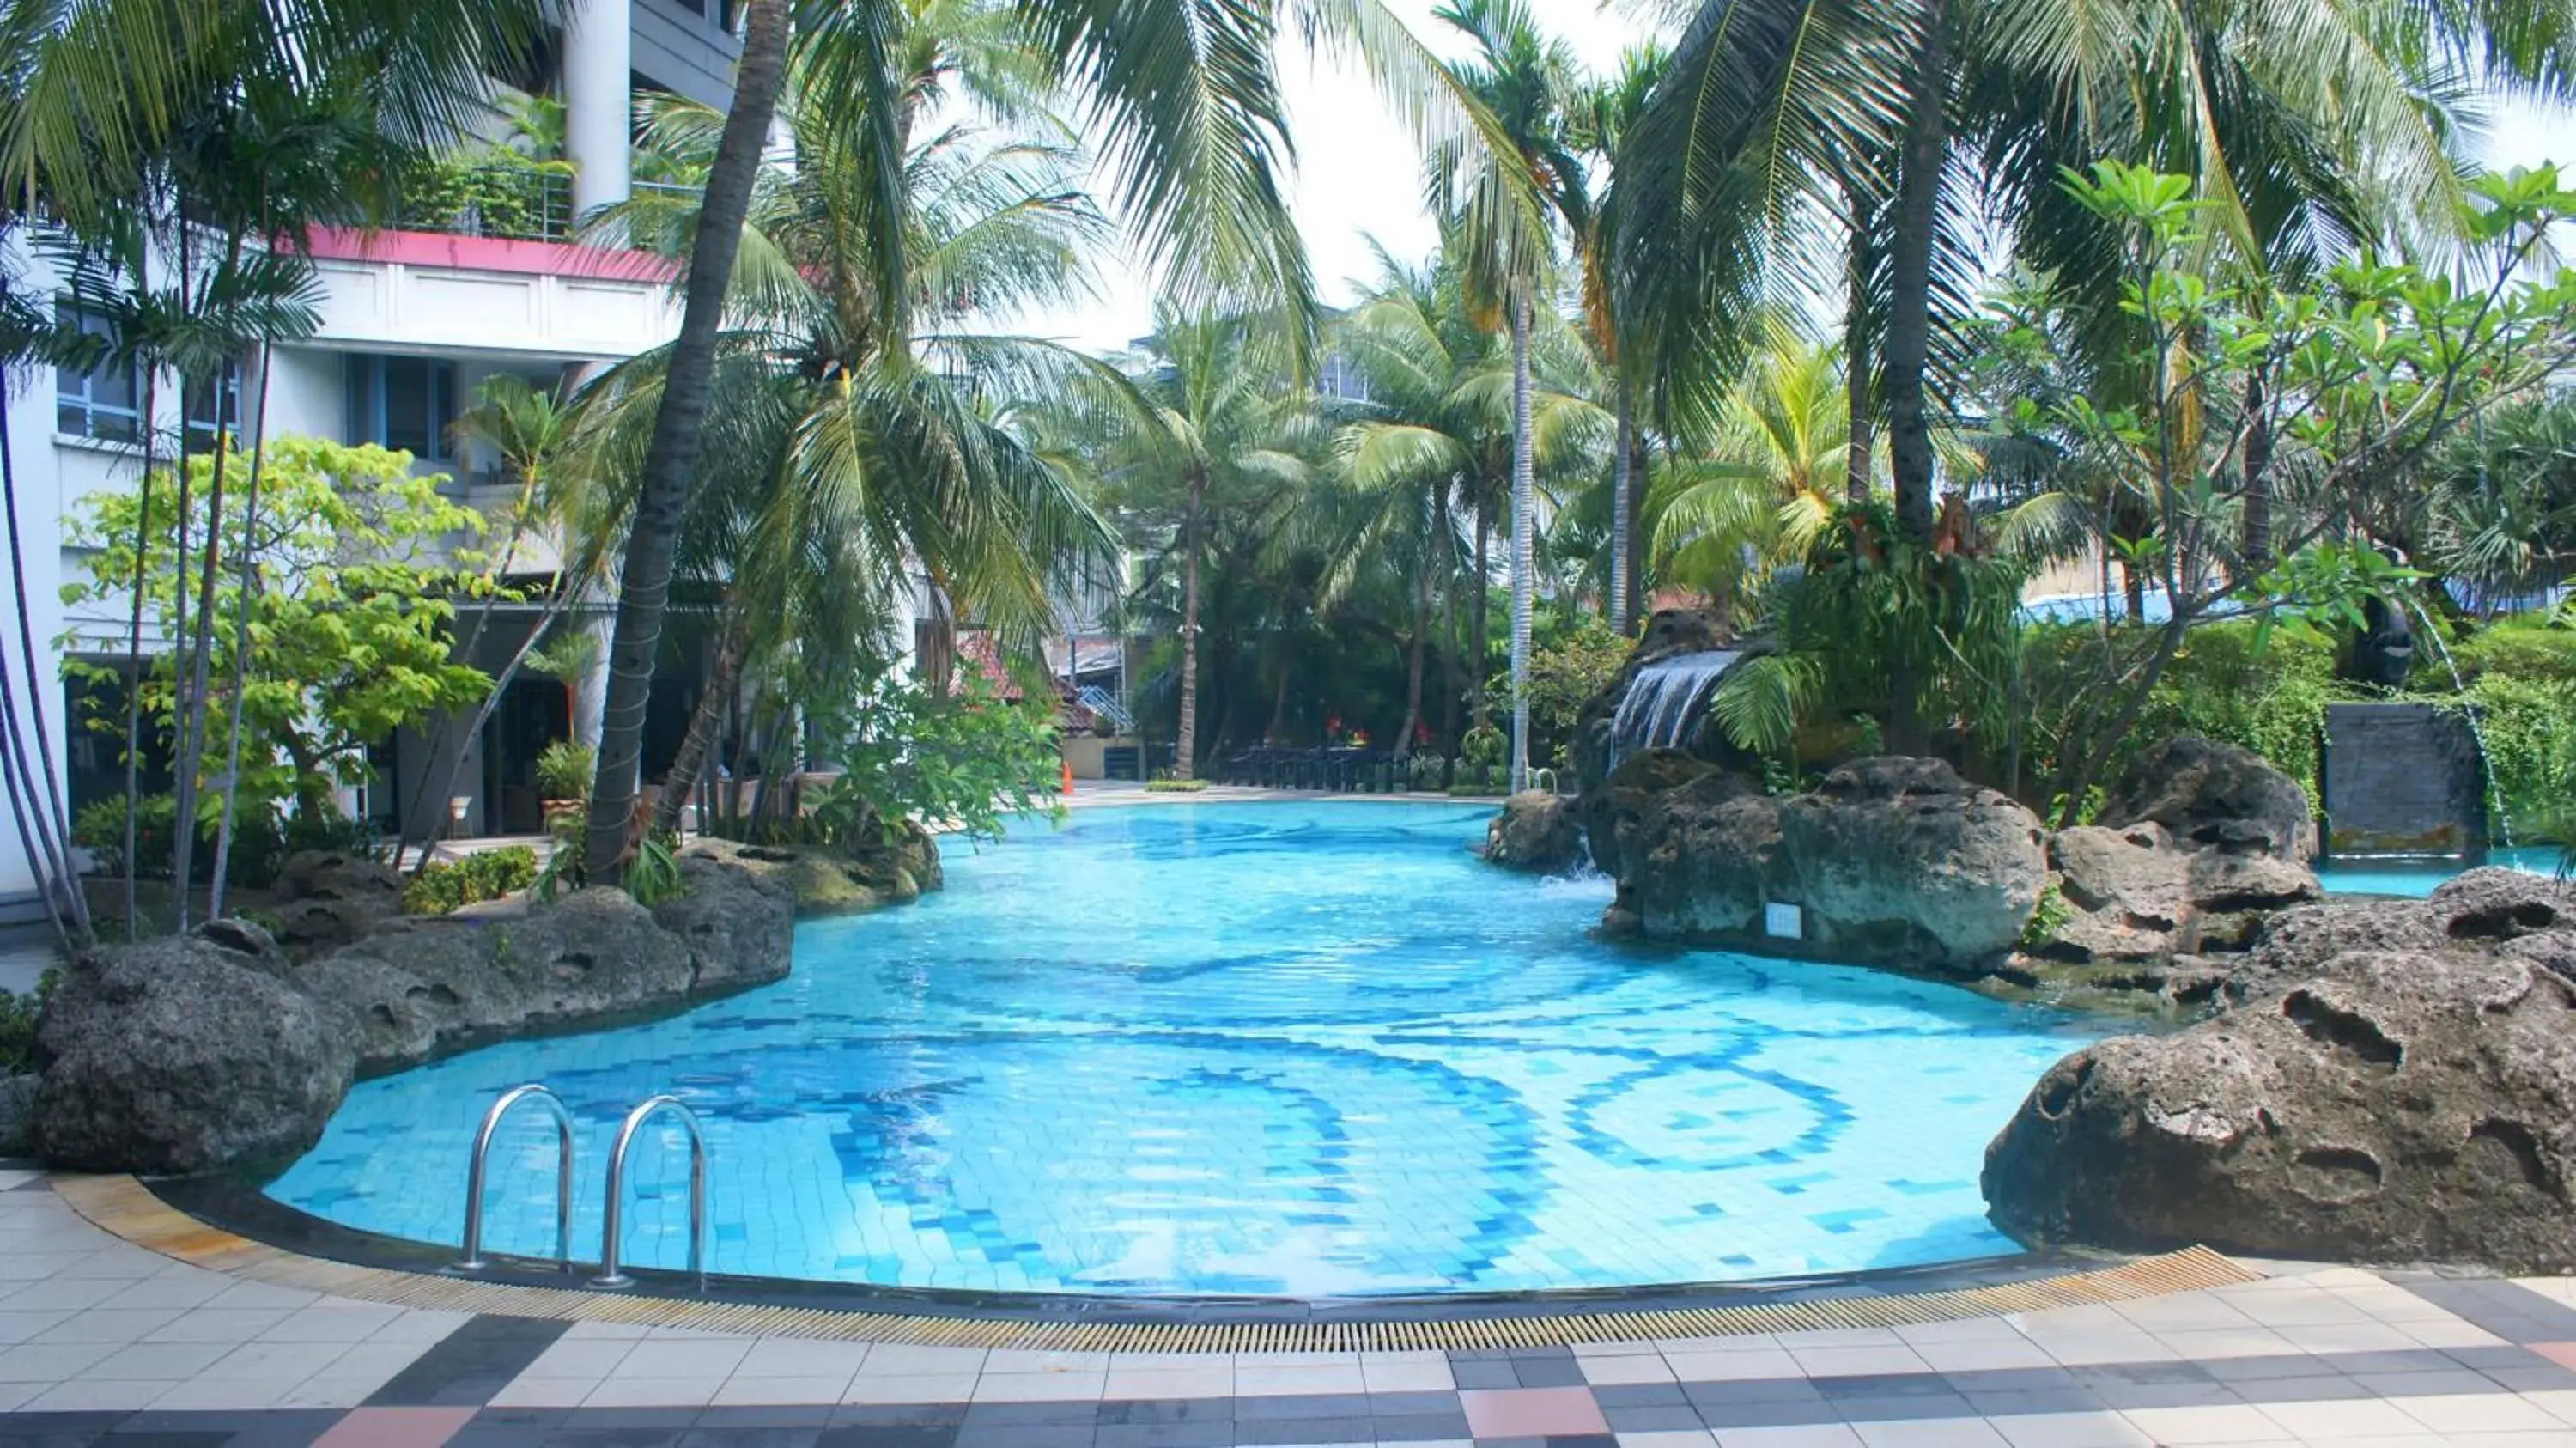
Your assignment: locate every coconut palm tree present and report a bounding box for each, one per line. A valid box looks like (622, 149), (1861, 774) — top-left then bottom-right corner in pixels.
(1610, 0), (2576, 752)
(1647, 337), (1860, 614)
(1096, 306), (1321, 781)
(572, 23), (1121, 837)
(1430, 0), (1589, 794)
(580, 0), (1559, 877)
(1567, 46), (1666, 636)
(1328, 249), (1608, 757)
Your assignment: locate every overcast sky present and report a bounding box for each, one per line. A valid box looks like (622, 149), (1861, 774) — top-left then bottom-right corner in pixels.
(1025, 2), (2576, 351)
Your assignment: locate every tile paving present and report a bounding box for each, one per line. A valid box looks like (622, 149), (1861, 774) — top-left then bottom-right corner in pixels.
(13, 1170), (2576, 1445)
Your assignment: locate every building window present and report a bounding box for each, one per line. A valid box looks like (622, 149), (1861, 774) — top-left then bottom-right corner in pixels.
(185, 360), (242, 449)
(55, 303), (141, 442)
(345, 355), (459, 459)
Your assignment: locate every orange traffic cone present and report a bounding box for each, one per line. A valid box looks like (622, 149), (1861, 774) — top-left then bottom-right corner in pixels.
(1060, 757), (1075, 794)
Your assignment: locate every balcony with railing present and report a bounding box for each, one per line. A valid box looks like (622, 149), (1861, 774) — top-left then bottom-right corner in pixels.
(398, 164), (577, 243)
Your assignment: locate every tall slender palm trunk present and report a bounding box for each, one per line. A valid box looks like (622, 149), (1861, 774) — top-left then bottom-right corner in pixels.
(652, 617), (746, 840)
(1176, 464), (1205, 780)
(1844, 179), (1879, 508)
(171, 418), (234, 929)
(1, 386), (88, 947)
(1611, 380), (1634, 636)
(585, 0), (790, 879)
(210, 344), (274, 916)
(1880, 0), (1948, 755)
(119, 365), (160, 940)
(1398, 502), (1431, 758)
(1507, 293), (1535, 794)
(1470, 491), (1490, 728)
(1441, 515), (1461, 756)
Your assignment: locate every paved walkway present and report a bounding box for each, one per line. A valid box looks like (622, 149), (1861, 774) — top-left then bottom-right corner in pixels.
(9, 1170), (2576, 1445)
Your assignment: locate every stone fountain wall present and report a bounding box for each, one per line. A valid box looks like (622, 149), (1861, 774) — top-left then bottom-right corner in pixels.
(2323, 701), (2488, 855)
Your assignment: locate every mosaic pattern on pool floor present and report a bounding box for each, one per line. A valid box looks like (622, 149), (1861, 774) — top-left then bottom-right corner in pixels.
(265, 802), (2111, 1297)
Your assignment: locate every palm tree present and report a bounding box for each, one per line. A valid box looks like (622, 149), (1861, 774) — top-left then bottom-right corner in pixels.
(1648, 337), (1859, 614)
(1430, 0), (1587, 794)
(1329, 249), (1607, 757)
(1100, 307), (1320, 781)
(579, 0), (1559, 877)
(391, 374), (591, 873)
(574, 27), (1120, 837)
(1612, 0), (2576, 755)
(1568, 46), (1666, 637)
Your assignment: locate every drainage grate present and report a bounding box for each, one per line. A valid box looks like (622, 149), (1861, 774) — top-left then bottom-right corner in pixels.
(58, 1175), (2261, 1351)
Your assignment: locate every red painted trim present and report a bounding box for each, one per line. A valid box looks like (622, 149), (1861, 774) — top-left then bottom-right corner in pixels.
(299, 228), (677, 283)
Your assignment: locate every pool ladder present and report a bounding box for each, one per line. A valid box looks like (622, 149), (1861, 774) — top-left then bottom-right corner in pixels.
(453, 1083), (708, 1292)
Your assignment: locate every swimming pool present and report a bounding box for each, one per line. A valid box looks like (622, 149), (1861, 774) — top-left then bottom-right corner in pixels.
(264, 801), (2106, 1298)
(2317, 845), (2561, 897)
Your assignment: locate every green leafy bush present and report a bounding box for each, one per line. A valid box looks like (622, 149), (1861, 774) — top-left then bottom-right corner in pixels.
(2464, 675), (2576, 842)
(72, 794), (289, 888)
(2020, 619), (2335, 808)
(787, 665), (1063, 845)
(402, 845), (539, 915)
(2019, 879), (2072, 952)
(2446, 615), (2576, 687)
(534, 740), (596, 803)
(1145, 775), (1210, 793)
(0, 968), (54, 1075)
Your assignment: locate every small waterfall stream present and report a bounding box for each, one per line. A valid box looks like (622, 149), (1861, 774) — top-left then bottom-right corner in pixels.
(1608, 650), (1743, 761)
(2408, 599), (2517, 850)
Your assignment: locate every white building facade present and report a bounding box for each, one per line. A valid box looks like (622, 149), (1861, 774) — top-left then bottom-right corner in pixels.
(0, 0), (756, 913)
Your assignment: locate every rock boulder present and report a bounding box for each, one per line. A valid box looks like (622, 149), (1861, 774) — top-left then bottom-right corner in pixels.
(2025, 740), (2322, 1001)
(30, 855), (798, 1170)
(1985, 946), (2576, 1271)
(1613, 757), (2049, 976)
(1985, 870), (2576, 1272)
(267, 849), (408, 958)
(2097, 735), (2318, 861)
(684, 831), (943, 916)
(32, 925), (354, 1173)
(295, 885), (744, 1074)
(656, 852), (797, 990)
(1484, 791), (1584, 873)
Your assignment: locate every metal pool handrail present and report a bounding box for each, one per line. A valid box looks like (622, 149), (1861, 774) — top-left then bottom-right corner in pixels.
(590, 1094), (708, 1292)
(456, 1083), (574, 1275)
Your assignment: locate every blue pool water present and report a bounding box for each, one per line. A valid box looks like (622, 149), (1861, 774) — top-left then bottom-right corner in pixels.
(266, 801), (2107, 1297)
(2317, 846), (2560, 897)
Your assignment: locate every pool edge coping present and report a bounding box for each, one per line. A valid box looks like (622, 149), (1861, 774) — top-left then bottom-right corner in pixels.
(58, 1174), (2267, 1351)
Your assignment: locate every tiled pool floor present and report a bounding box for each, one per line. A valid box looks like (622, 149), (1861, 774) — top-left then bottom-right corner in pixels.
(264, 804), (2106, 1297)
(20, 1166), (2576, 1445)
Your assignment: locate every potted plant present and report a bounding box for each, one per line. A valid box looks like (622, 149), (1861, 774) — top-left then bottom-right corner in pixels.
(534, 739), (595, 831)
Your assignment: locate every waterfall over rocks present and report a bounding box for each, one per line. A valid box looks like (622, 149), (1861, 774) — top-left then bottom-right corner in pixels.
(1608, 649), (1743, 759)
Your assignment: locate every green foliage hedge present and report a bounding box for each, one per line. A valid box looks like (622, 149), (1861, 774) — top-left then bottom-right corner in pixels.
(0, 969), (52, 1075)
(72, 794), (289, 888)
(402, 846), (539, 916)
(2018, 613), (2576, 842)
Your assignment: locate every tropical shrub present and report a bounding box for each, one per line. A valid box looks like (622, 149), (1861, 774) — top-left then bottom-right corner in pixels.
(1525, 617), (1631, 770)
(2463, 676), (2576, 842)
(794, 665), (1063, 844)
(2446, 614), (2576, 687)
(402, 845), (539, 915)
(0, 969), (56, 1075)
(59, 439), (501, 828)
(1146, 774), (1211, 793)
(71, 794), (289, 888)
(534, 741), (596, 802)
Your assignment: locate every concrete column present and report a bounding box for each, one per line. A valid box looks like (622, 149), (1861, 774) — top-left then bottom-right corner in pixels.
(562, 0), (633, 219)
